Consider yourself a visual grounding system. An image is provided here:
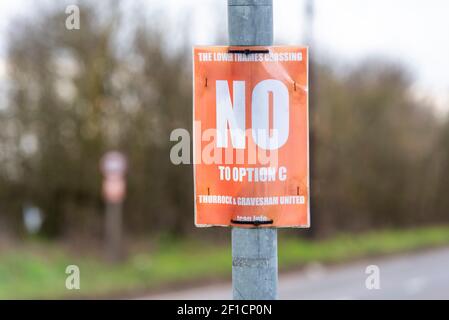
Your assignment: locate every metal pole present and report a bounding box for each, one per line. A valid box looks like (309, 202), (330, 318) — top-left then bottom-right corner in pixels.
(106, 201), (122, 262)
(228, 0), (278, 300)
(304, 0), (319, 239)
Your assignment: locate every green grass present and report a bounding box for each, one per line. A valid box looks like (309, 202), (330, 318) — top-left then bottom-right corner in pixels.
(2, 226), (449, 299)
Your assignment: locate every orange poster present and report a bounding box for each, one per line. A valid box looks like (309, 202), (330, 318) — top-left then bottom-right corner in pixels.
(193, 46), (309, 228)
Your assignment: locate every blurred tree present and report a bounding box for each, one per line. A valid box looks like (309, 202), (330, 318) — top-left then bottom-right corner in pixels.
(313, 60), (442, 235)
(1, 3), (193, 238)
(433, 116), (449, 221)
(0, 3), (446, 241)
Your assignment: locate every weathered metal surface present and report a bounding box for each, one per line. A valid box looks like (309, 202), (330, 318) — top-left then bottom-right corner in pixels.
(228, 0), (278, 300)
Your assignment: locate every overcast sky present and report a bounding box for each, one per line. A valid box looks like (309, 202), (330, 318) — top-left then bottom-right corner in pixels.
(1, 0), (448, 111)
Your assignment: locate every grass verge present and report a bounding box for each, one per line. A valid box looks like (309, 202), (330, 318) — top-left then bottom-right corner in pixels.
(1, 225), (449, 299)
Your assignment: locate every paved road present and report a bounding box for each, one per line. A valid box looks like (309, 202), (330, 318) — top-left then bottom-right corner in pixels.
(144, 247), (449, 300)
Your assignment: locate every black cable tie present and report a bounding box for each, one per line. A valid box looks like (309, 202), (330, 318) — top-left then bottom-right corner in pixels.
(228, 49), (270, 55)
(231, 219), (274, 227)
